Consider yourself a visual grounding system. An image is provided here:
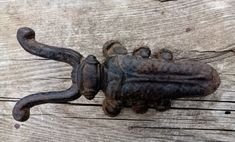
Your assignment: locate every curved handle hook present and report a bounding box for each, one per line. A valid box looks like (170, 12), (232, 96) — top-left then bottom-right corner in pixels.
(13, 27), (83, 122)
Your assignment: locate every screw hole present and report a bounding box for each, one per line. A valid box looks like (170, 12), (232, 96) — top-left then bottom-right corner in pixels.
(14, 123), (20, 129)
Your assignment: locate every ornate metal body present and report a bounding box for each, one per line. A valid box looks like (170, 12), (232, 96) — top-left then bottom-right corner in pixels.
(13, 27), (220, 122)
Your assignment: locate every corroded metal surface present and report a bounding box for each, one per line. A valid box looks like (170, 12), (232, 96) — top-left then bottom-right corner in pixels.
(13, 27), (220, 122)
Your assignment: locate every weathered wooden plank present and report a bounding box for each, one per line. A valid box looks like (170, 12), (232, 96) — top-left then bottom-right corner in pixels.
(1, 90), (235, 111)
(1, 102), (235, 142)
(0, 0), (235, 141)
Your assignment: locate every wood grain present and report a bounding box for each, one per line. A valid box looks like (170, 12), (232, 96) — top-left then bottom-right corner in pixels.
(0, 0), (234, 141)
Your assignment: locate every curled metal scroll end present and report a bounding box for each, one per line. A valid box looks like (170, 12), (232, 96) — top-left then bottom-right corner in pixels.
(13, 27), (82, 122)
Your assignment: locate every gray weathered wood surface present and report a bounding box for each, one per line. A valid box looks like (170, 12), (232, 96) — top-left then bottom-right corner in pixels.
(0, 0), (235, 141)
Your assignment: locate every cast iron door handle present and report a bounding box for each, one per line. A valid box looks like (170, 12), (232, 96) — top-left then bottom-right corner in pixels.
(13, 27), (220, 122)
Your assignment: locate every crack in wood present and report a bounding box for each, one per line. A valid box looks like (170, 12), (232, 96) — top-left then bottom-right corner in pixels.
(62, 116), (216, 122)
(174, 99), (235, 103)
(128, 126), (235, 132)
(63, 117), (155, 122)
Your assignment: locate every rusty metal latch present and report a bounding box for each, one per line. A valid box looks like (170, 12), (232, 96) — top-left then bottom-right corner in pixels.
(13, 27), (220, 122)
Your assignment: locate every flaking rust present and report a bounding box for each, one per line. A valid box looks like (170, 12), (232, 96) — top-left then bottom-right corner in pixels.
(13, 27), (220, 122)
